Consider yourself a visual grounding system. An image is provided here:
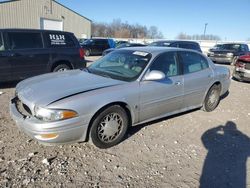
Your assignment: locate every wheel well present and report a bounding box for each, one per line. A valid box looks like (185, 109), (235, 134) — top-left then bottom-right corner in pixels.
(51, 61), (73, 72)
(213, 81), (222, 91)
(86, 102), (132, 141)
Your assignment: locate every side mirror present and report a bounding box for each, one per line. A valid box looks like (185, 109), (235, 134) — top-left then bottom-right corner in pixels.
(143, 70), (165, 81)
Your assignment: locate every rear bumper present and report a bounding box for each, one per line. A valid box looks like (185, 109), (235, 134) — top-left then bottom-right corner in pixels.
(10, 99), (90, 145)
(233, 68), (250, 81)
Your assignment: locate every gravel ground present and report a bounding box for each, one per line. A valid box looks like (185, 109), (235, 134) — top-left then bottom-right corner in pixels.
(0, 58), (250, 187)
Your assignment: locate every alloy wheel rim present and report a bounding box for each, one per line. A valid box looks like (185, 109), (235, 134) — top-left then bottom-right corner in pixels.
(207, 89), (219, 108)
(97, 113), (123, 143)
(57, 68), (68, 72)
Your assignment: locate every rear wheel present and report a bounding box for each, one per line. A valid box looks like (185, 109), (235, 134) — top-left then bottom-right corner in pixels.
(90, 105), (128, 149)
(85, 49), (91, 56)
(203, 84), (221, 112)
(53, 64), (70, 72)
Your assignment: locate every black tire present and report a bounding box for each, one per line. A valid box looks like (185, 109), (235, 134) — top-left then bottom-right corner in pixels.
(203, 84), (221, 112)
(85, 49), (90, 56)
(53, 64), (71, 72)
(90, 105), (129, 149)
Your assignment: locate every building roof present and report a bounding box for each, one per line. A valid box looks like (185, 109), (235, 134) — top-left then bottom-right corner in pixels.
(0, 0), (92, 22)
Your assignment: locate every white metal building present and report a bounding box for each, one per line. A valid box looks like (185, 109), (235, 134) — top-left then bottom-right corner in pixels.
(0, 0), (91, 38)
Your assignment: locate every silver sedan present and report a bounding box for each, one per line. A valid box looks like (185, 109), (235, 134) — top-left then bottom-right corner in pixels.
(10, 47), (231, 148)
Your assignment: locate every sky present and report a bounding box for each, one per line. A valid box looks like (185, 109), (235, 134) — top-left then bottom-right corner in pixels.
(55, 1), (248, 41)
(1, 0), (250, 41)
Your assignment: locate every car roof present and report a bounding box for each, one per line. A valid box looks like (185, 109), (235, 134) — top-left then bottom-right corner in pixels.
(0, 28), (73, 35)
(117, 46), (200, 56)
(151, 40), (199, 44)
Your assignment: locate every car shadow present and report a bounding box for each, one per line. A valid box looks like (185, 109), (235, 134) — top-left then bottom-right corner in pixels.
(0, 81), (19, 89)
(200, 121), (250, 188)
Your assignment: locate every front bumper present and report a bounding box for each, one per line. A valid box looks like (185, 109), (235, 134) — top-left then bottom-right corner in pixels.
(208, 56), (233, 63)
(233, 68), (250, 82)
(10, 99), (90, 145)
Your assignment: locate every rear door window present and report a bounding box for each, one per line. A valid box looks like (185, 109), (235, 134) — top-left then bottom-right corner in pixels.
(179, 51), (208, 74)
(0, 32), (4, 51)
(96, 40), (107, 46)
(8, 32), (43, 50)
(45, 32), (75, 48)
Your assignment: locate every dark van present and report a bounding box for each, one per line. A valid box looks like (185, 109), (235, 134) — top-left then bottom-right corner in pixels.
(80, 38), (115, 56)
(0, 29), (85, 82)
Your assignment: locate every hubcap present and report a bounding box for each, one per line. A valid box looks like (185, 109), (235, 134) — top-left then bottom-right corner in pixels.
(57, 68), (68, 72)
(97, 113), (123, 143)
(207, 89), (219, 108)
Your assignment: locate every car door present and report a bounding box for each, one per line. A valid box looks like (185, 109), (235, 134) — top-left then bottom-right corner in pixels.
(7, 31), (49, 80)
(178, 51), (214, 108)
(139, 52), (184, 122)
(0, 31), (12, 82)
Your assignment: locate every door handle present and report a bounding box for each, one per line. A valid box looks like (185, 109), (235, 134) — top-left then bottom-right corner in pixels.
(175, 81), (182, 86)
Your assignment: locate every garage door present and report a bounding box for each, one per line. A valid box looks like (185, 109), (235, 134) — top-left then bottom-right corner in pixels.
(40, 18), (63, 31)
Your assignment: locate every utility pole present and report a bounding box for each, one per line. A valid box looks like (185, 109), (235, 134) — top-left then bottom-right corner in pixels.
(203, 23), (208, 40)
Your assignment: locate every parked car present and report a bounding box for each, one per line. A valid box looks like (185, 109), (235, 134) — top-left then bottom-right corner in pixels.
(102, 43), (146, 56)
(10, 47), (230, 148)
(149, 40), (202, 53)
(233, 53), (250, 82)
(0, 29), (85, 82)
(207, 43), (249, 65)
(81, 38), (115, 56)
(115, 40), (128, 46)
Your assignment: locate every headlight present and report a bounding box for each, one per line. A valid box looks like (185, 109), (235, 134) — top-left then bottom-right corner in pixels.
(34, 106), (78, 122)
(226, 53), (234, 57)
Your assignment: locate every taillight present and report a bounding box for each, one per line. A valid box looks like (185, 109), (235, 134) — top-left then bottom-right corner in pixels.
(79, 48), (85, 59)
(235, 61), (246, 69)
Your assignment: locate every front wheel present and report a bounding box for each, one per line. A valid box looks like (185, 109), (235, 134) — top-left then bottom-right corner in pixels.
(90, 105), (129, 149)
(203, 84), (221, 112)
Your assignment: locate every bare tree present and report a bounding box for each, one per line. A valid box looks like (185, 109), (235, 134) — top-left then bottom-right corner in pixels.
(92, 20), (164, 39)
(176, 32), (220, 40)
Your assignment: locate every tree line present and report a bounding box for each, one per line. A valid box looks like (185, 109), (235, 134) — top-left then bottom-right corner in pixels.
(176, 32), (221, 40)
(91, 19), (164, 39)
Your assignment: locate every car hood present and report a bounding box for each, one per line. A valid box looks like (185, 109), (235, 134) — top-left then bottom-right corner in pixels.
(16, 70), (125, 107)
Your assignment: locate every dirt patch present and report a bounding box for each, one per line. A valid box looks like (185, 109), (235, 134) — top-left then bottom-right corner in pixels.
(0, 62), (250, 187)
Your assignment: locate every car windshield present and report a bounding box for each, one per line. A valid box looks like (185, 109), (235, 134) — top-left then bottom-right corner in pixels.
(116, 43), (131, 49)
(220, 44), (240, 51)
(88, 50), (152, 82)
(82, 39), (93, 45)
